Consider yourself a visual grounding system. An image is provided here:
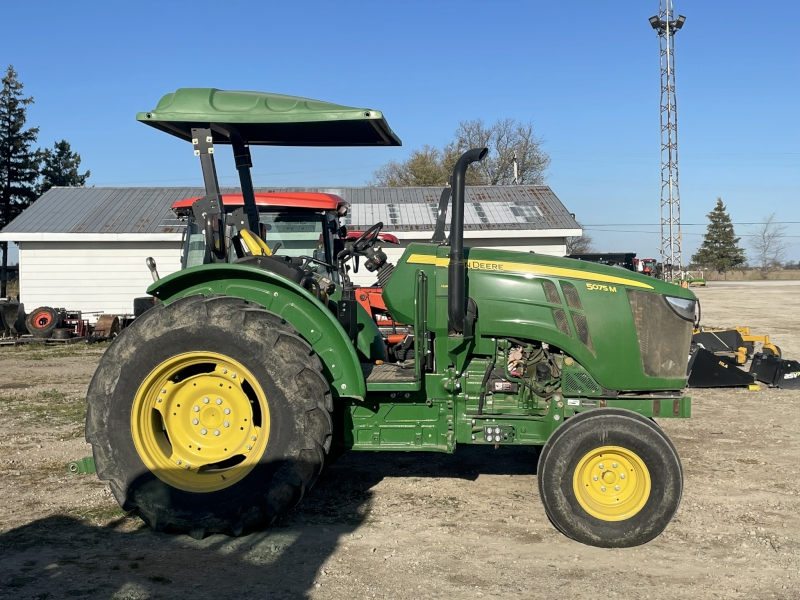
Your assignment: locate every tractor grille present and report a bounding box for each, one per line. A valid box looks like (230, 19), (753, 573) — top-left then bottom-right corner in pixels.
(627, 289), (693, 379)
(563, 371), (602, 395)
(571, 312), (595, 355)
(562, 282), (583, 310)
(553, 308), (571, 337)
(542, 280), (560, 304)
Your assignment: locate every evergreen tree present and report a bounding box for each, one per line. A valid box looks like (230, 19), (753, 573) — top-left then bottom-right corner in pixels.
(691, 198), (746, 275)
(37, 139), (90, 196)
(0, 65), (40, 297)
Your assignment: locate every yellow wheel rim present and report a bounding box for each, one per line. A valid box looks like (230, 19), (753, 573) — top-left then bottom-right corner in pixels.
(131, 352), (270, 493)
(573, 445), (651, 521)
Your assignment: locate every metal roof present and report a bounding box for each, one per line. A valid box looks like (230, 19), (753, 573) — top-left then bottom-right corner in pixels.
(1, 185), (578, 235)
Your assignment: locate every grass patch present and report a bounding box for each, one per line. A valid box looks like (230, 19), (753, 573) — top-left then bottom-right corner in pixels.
(66, 505), (132, 524)
(37, 389), (69, 402)
(1, 389), (87, 428)
(0, 341), (111, 361)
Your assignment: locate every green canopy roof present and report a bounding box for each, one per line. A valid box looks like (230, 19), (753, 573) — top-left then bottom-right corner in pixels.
(137, 88), (401, 147)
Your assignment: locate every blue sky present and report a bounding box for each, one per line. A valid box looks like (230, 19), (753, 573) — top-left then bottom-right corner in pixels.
(4, 0), (799, 264)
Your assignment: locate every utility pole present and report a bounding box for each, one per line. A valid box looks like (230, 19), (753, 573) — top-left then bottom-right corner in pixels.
(649, 3), (686, 282)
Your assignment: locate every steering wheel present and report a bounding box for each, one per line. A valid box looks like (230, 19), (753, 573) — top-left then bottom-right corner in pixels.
(352, 222), (384, 253)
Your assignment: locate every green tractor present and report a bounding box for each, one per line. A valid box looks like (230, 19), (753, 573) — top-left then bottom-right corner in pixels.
(86, 88), (697, 548)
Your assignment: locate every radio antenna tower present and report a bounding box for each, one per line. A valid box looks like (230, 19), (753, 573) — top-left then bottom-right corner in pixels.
(649, 4), (686, 282)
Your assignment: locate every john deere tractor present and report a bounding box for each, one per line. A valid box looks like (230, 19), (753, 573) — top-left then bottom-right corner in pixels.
(86, 89), (697, 548)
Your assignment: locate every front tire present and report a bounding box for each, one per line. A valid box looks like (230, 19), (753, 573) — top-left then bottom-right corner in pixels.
(537, 408), (683, 548)
(86, 295), (332, 537)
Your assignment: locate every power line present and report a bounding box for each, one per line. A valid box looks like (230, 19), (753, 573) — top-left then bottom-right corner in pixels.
(583, 228), (800, 238)
(584, 221), (800, 226)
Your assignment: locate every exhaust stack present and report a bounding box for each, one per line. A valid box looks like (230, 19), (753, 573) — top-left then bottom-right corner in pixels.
(448, 147), (488, 335)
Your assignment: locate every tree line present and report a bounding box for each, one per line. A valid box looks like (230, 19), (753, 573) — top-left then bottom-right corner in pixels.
(0, 65), (90, 296)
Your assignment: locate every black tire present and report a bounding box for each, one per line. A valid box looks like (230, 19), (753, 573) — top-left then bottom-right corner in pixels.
(133, 296), (156, 318)
(25, 306), (60, 338)
(537, 408), (683, 548)
(86, 294), (333, 538)
(14, 302), (27, 334)
(51, 328), (73, 340)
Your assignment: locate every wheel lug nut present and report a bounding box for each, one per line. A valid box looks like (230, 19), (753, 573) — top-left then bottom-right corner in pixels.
(251, 436), (256, 441)
(601, 486), (606, 492)
(598, 464), (604, 469)
(176, 459), (182, 465)
(214, 429), (220, 436)
(157, 398), (162, 403)
(161, 388), (167, 394)
(192, 419), (199, 425)
(203, 397), (209, 404)
(224, 408), (231, 415)
(222, 369), (228, 374)
(612, 463), (618, 468)
(593, 475), (599, 481)
(193, 406), (200, 412)
(620, 474), (626, 479)
(247, 445), (252, 450)
(184, 465), (190, 470)
(216, 398), (222, 405)
(223, 421), (230, 428)
(614, 485), (620, 491)
(201, 428), (207, 435)
(231, 373), (237, 379)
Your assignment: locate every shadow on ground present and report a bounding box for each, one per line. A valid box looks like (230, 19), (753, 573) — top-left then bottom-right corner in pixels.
(0, 445), (539, 599)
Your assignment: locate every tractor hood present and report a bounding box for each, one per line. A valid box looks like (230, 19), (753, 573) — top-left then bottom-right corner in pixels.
(137, 88), (402, 147)
(384, 243), (697, 392)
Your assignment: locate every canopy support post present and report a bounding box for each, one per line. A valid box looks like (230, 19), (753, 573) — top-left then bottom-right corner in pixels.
(212, 124), (260, 233)
(190, 127), (226, 262)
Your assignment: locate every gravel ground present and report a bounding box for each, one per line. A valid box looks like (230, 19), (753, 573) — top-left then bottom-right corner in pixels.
(0, 281), (798, 600)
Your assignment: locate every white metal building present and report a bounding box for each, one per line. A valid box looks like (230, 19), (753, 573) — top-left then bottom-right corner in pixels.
(0, 185), (581, 316)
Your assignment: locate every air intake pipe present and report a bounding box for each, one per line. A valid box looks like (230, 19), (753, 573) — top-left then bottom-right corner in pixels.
(448, 147), (488, 334)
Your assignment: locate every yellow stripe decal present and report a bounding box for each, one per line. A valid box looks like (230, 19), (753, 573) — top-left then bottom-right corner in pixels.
(406, 254), (654, 290)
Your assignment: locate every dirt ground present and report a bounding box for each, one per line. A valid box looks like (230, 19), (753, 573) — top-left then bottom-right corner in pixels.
(1, 281), (798, 600)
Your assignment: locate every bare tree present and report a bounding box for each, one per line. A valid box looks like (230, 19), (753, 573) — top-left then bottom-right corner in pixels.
(750, 213), (789, 278)
(565, 223), (594, 254)
(454, 118), (550, 185)
(371, 118), (549, 187)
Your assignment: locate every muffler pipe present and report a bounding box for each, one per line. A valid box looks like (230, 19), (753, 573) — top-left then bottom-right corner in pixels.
(146, 257), (160, 282)
(448, 147), (488, 334)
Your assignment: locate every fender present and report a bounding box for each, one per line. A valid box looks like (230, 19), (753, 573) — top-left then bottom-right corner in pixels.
(147, 264), (369, 400)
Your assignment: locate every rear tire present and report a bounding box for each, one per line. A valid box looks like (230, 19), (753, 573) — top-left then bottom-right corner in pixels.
(537, 408), (683, 548)
(86, 294), (332, 537)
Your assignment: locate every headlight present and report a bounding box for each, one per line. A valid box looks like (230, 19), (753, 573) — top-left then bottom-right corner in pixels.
(665, 296), (696, 322)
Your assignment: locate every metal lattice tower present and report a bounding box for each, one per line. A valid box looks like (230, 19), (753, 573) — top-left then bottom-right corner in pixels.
(649, 4), (686, 282)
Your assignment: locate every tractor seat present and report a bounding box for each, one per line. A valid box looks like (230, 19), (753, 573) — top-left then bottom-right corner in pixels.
(233, 254), (307, 286)
(238, 229), (273, 257)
